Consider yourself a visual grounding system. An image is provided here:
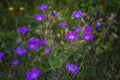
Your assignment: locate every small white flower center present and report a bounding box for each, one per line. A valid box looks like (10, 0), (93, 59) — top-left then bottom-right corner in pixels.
(69, 35), (74, 40)
(85, 36), (89, 40)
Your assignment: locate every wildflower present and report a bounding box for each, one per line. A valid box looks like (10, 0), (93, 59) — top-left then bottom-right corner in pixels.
(32, 14), (45, 21)
(0, 52), (4, 60)
(72, 11), (82, 18)
(39, 39), (46, 46)
(37, 3), (48, 11)
(10, 60), (19, 65)
(17, 26), (28, 34)
(65, 62), (78, 74)
(82, 32), (93, 40)
(50, 11), (56, 17)
(26, 38), (39, 50)
(45, 48), (50, 54)
(26, 67), (40, 80)
(65, 31), (78, 41)
(13, 47), (26, 55)
(83, 25), (91, 32)
(96, 22), (101, 29)
(71, 26), (80, 33)
(50, 40), (54, 46)
(58, 22), (67, 28)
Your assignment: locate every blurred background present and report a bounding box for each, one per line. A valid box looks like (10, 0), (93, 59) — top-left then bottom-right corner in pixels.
(0, 0), (120, 80)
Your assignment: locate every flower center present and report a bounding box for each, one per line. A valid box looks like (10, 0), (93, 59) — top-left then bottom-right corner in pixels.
(85, 36), (89, 40)
(69, 35), (74, 40)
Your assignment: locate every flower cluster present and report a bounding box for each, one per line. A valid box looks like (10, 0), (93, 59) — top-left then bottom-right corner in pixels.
(0, 2), (103, 79)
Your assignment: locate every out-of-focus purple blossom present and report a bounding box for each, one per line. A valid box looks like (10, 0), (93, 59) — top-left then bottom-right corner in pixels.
(17, 40), (21, 47)
(32, 14), (45, 21)
(58, 22), (67, 28)
(26, 67), (40, 80)
(65, 62), (78, 74)
(72, 11), (83, 18)
(13, 47), (26, 55)
(0, 52), (4, 60)
(17, 26), (28, 34)
(96, 22), (101, 29)
(71, 26), (80, 33)
(50, 11), (56, 17)
(45, 48), (50, 54)
(10, 59), (19, 65)
(50, 40), (54, 46)
(65, 31), (78, 41)
(37, 4), (48, 11)
(83, 25), (92, 32)
(82, 32), (93, 40)
(26, 38), (39, 50)
(39, 39), (46, 46)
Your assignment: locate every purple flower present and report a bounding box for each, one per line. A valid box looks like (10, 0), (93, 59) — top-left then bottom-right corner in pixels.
(0, 52), (4, 60)
(71, 26), (80, 33)
(37, 3), (48, 11)
(58, 22), (67, 28)
(50, 40), (54, 46)
(65, 31), (78, 41)
(45, 48), (50, 54)
(32, 14), (45, 21)
(26, 67), (40, 80)
(17, 26), (28, 34)
(13, 47), (26, 55)
(72, 11), (83, 18)
(83, 25), (92, 32)
(65, 62), (78, 74)
(26, 38), (39, 50)
(39, 39), (46, 46)
(50, 11), (56, 17)
(82, 32), (93, 40)
(96, 22), (101, 29)
(10, 59), (19, 65)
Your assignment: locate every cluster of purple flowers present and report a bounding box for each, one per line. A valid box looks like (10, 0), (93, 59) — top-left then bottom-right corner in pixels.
(0, 2), (103, 80)
(82, 25), (93, 40)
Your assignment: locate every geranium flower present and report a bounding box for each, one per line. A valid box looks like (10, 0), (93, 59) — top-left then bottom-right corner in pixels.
(65, 31), (78, 41)
(83, 25), (92, 32)
(0, 52), (4, 60)
(96, 22), (101, 29)
(10, 59), (19, 65)
(71, 26), (80, 33)
(58, 22), (67, 28)
(26, 38), (39, 50)
(13, 47), (26, 55)
(65, 62), (78, 74)
(45, 48), (50, 54)
(39, 39), (46, 46)
(72, 11), (83, 18)
(26, 67), (40, 80)
(17, 26), (28, 34)
(37, 3), (48, 11)
(82, 32), (93, 40)
(32, 14), (45, 21)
